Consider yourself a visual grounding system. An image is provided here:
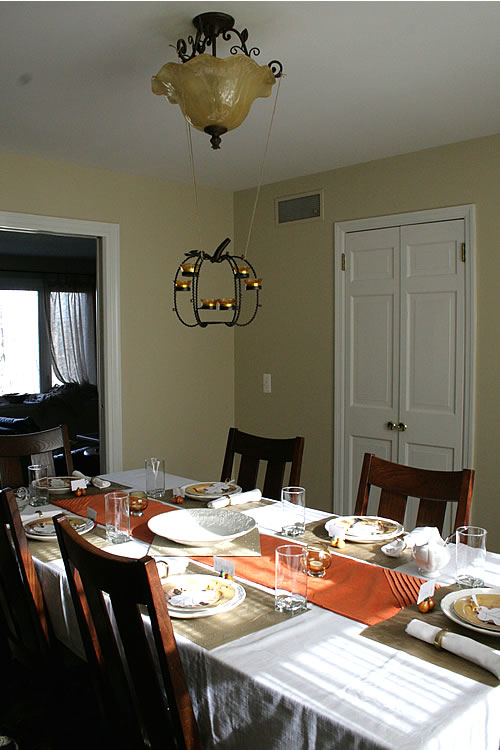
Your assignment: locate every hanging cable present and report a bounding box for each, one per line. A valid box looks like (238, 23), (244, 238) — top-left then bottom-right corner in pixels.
(242, 74), (283, 260)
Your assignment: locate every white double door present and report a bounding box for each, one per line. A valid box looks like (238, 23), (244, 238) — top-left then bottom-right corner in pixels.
(336, 211), (473, 530)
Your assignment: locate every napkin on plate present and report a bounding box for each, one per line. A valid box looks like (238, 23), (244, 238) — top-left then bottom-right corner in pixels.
(405, 618), (500, 678)
(208, 489), (262, 509)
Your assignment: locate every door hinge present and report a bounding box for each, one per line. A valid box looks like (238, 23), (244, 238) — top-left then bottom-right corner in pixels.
(341, 253), (346, 271)
(461, 243), (466, 262)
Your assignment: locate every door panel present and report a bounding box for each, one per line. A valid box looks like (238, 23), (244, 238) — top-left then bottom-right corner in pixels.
(344, 228), (399, 513)
(342, 218), (466, 526)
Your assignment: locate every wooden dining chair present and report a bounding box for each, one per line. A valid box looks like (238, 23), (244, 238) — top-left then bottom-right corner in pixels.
(53, 513), (203, 750)
(0, 423), (74, 489)
(0, 487), (102, 749)
(354, 453), (475, 534)
(221, 427), (305, 501)
(0, 487), (52, 668)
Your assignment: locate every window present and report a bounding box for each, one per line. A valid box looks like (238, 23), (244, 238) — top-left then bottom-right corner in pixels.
(0, 289), (41, 393)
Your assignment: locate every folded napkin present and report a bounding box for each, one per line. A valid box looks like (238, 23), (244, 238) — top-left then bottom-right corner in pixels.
(406, 618), (500, 678)
(208, 489), (262, 509)
(72, 470), (111, 489)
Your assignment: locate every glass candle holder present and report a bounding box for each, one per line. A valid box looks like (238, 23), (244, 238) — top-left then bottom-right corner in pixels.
(175, 279), (191, 291)
(244, 278), (262, 290)
(306, 543), (332, 578)
(129, 490), (149, 517)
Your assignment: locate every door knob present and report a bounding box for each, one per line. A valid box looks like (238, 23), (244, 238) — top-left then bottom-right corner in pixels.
(386, 421), (397, 430)
(397, 422), (408, 432)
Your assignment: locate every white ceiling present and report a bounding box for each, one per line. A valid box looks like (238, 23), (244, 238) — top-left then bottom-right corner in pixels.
(1, 1), (499, 192)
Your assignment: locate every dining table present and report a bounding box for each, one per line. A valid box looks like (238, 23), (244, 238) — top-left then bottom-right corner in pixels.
(21, 468), (500, 750)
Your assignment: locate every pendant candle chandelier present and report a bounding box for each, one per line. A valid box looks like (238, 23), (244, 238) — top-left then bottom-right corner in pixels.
(152, 11), (283, 328)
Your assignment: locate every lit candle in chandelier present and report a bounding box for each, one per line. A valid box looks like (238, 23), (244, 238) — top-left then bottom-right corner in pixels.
(200, 299), (217, 310)
(233, 265), (250, 278)
(181, 262), (197, 276)
(244, 278), (262, 290)
(218, 298), (236, 310)
(175, 279), (191, 291)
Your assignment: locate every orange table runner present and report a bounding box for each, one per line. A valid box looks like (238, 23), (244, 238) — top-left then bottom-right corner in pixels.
(193, 535), (425, 626)
(53, 494), (174, 544)
(53, 496), (424, 626)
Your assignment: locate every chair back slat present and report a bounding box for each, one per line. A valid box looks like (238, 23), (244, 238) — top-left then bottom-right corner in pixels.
(54, 514), (203, 750)
(0, 424), (73, 488)
(354, 453), (474, 534)
(0, 488), (51, 664)
(221, 428), (305, 501)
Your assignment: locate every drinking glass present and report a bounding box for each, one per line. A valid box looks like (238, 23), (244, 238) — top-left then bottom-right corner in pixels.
(275, 544), (308, 613)
(28, 464), (49, 507)
(306, 543), (332, 578)
(105, 491), (130, 544)
(280, 486), (306, 537)
(129, 490), (149, 517)
(455, 526), (487, 587)
(145, 457), (165, 499)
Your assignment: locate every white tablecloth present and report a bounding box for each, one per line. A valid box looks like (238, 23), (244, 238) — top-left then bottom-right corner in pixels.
(25, 470), (500, 750)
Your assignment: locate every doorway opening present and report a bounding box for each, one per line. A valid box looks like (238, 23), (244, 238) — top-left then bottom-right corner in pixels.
(0, 211), (122, 473)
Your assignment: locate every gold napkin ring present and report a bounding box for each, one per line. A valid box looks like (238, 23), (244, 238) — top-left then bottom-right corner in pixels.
(433, 628), (448, 650)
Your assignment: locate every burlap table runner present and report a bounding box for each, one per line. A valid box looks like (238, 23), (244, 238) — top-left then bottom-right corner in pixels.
(29, 526), (111, 563)
(170, 564), (308, 650)
(361, 585), (500, 687)
(303, 517), (412, 570)
(47, 480), (130, 502)
(148, 526), (261, 557)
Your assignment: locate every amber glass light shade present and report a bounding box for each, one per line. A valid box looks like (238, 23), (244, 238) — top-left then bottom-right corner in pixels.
(152, 54), (275, 135)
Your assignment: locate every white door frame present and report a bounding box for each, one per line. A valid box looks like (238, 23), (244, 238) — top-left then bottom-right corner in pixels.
(0, 210), (122, 472)
(333, 204), (476, 515)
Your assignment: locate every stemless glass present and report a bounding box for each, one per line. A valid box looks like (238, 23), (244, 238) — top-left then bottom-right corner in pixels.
(145, 457), (165, 499)
(280, 486), (306, 537)
(455, 526), (487, 587)
(275, 544), (308, 613)
(129, 490), (149, 517)
(306, 543), (332, 578)
(105, 491), (130, 544)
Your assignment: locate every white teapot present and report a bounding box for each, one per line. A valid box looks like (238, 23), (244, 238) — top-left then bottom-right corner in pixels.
(411, 527), (451, 577)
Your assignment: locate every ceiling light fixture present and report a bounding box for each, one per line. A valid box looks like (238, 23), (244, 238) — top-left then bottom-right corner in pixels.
(152, 11), (283, 149)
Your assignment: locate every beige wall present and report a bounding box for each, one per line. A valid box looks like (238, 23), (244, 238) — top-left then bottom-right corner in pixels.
(234, 133), (500, 551)
(0, 153), (235, 481)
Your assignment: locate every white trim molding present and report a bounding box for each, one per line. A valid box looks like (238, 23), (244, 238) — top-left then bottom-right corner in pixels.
(0, 210), (123, 472)
(333, 204), (476, 515)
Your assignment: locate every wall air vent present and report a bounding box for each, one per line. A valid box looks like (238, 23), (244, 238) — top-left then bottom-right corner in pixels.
(276, 191), (323, 226)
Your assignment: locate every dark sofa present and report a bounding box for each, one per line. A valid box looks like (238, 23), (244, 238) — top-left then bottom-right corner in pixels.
(0, 383), (100, 475)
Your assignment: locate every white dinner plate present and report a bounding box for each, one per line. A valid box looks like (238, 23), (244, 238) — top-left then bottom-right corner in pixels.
(162, 574), (246, 618)
(24, 514), (94, 541)
(441, 588), (500, 637)
(33, 476), (75, 495)
(182, 482), (242, 500)
(147, 508), (256, 546)
(328, 515), (403, 543)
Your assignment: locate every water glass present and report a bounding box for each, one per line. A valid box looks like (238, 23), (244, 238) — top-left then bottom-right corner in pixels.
(145, 457), (165, 499)
(275, 544), (308, 614)
(105, 491), (130, 544)
(281, 486), (306, 537)
(28, 464), (49, 506)
(455, 526), (487, 587)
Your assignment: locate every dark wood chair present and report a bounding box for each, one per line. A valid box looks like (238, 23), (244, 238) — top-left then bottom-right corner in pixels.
(221, 427), (305, 501)
(354, 452), (475, 534)
(0, 423), (73, 489)
(0, 487), (103, 748)
(0, 487), (52, 667)
(53, 513), (203, 750)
